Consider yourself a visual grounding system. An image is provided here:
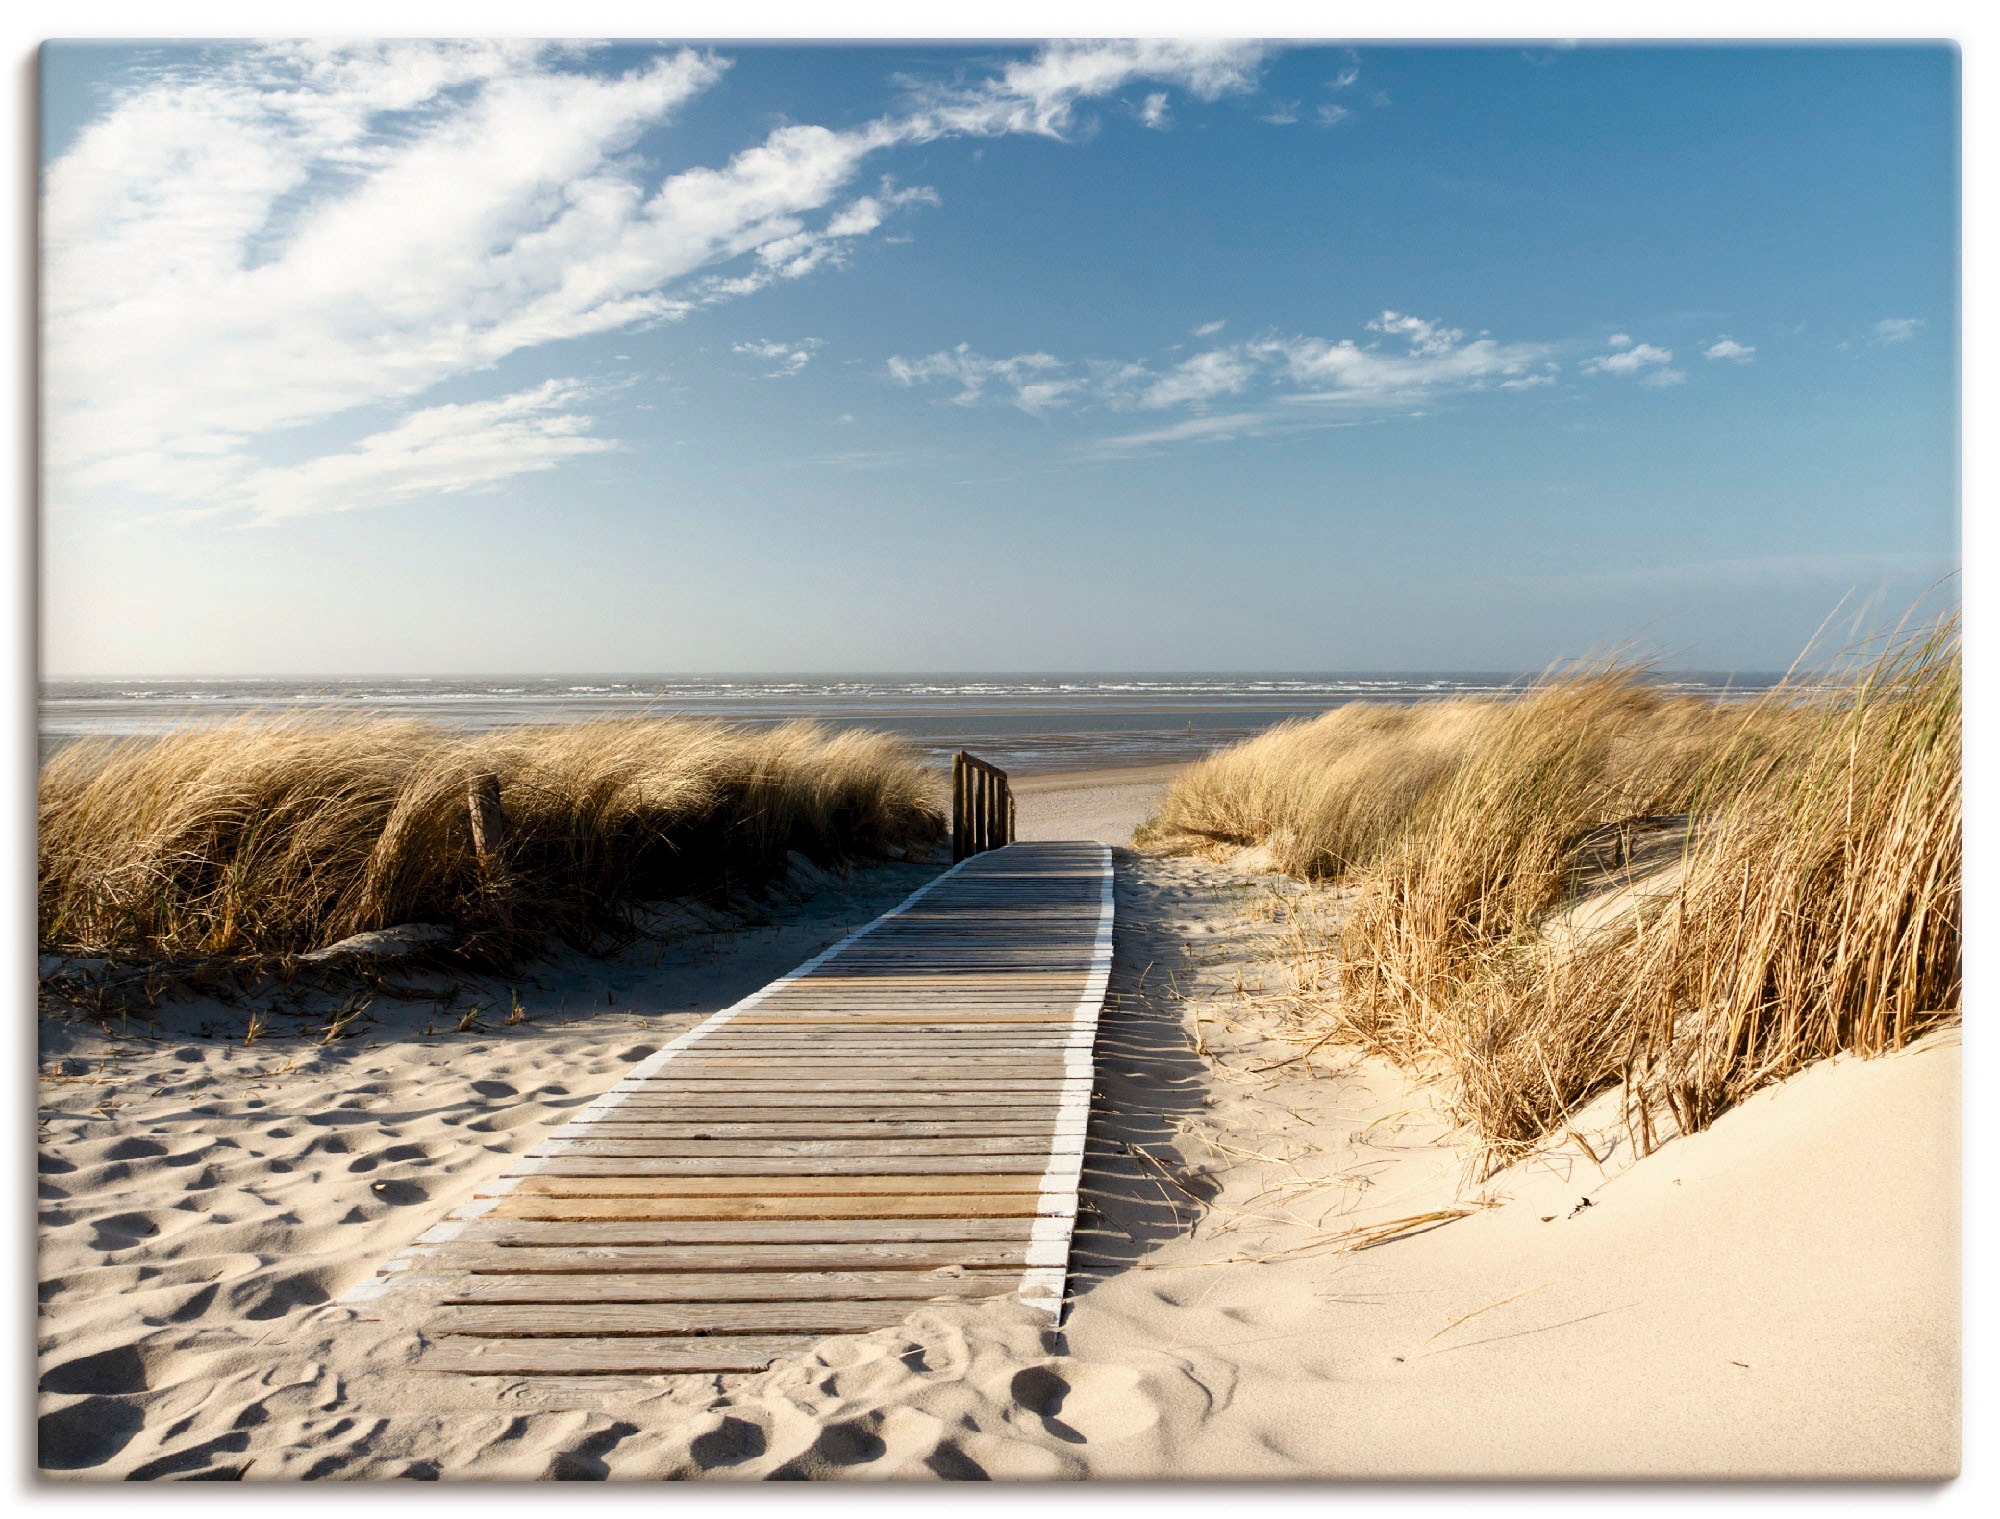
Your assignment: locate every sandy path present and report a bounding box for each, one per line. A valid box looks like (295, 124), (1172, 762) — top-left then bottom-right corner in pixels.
(1010, 763), (1179, 846)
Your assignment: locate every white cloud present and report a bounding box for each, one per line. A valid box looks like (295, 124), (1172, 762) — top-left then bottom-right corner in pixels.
(1639, 367), (1688, 389)
(1254, 313), (1555, 403)
(887, 344), (1082, 412)
(1607, 333), (1633, 349)
(1139, 92), (1171, 129)
(1873, 317), (1924, 344)
(1260, 100), (1302, 126)
(1091, 411), (1280, 454)
(1192, 319), (1227, 337)
(733, 338), (823, 377)
(892, 309), (1562, 437)
(47, 38), (1263, 520)
(1330, 52), (1362, 90)
(1704, 337), (1755, 362)
(904, 39), (1267, 140)
(1136, 349), (1254, 409)
(238, 380), (616, 523)
(1582, 341), (1674, 376)
(1316, 103), (1353, 127)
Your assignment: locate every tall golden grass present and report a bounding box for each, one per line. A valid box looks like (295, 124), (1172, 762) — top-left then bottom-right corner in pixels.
(1143, 618), (1961, 1164)
(38, 716), (945, 964)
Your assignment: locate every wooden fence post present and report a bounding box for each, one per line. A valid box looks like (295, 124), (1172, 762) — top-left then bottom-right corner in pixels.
(468, 773), (506, 874)
(951, 752), (1014, 861)
(952, 752), (967, 863)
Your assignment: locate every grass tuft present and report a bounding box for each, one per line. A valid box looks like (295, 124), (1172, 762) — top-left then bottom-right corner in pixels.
(1143, 618), (1961, 1166)
(39, 716), (945, 965)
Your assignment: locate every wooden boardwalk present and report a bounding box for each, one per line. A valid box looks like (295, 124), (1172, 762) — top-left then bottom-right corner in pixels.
(344, 840), (1114, 1378)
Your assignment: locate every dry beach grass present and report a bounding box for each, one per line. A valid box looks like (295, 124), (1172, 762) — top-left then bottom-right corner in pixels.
(1141, 616), (1962, 1167)
(38, 716), (945, 966)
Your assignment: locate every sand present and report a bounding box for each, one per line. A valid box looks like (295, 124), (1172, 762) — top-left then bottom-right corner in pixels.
(36, 766), (1958, 1480)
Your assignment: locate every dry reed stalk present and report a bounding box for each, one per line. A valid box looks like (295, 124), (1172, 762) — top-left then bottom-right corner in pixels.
(39, 715), (945, 964)
(1143, 617), (1960, 1166)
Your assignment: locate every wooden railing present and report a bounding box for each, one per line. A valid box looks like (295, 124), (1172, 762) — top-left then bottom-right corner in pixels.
(951, 751), (1016, 862)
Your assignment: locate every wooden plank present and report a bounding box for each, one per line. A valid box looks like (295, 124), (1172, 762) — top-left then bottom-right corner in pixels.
(446, 1271), (1021, 1304)
(453, 1217), (1042, 1246)
(487, 1193), (1050, 1222)
(615, 1087), (1075, 1100)
(425, 1336), (796, 1376)
(536, 1136), (1062, 1158)
(598, 1094), (1070, 1110)
(519, 1154), (1054, 1176)
(496, 1173), (1045, 1197)
(562, 1122), (1064, 1139)
(438, 1300), (921, 1338)
(446, 1243), (1033, 1273)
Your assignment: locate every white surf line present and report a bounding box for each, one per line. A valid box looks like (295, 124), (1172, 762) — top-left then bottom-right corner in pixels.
(1019, 842), (1115, 1315)
(342, 853), (984, 1305)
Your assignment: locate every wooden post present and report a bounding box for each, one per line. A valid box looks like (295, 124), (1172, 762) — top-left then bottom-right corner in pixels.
(974, 766), (989, 854)
(1007, 790), (1016, 844)
(468, 773), (506, 875)
(951, 752), (967, 863)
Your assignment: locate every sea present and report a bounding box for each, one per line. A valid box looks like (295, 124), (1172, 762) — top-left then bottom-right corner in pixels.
(39, 673), (1788, 775)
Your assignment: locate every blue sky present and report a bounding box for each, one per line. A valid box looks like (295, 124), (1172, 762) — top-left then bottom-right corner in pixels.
(39, 39), (1957, 675)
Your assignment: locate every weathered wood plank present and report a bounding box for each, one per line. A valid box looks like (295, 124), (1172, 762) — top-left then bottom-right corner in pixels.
(519, 1154), (1056, 1176)
(534, 1136), (1062, 1158)
(425, 1336), (795, 1376)
(487, 1193), (1051, 1222)
(562, 1121), (1065, 1139)
(452, 1217), (1039, 1247)
(608, 1095), (1072, 1103)
(495, 1173), (1046, 1197)
(438, 1300), (921, 1337)
(446, 1243), (1034, 1273)
(446, 1270), (1021, 1304)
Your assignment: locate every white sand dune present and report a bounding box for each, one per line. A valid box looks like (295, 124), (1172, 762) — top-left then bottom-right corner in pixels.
(36, 773), (1957, 1479)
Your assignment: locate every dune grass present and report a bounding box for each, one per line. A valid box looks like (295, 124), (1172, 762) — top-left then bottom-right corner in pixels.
(1142, 618), (1961, 1166)
(38, 716), (946, 965)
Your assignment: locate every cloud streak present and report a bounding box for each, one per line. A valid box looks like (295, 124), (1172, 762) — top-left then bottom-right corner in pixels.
(890, 309), (1575, 450)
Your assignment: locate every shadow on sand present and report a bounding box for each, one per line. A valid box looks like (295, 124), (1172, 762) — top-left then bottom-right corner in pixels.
(1064, 847), (1223, 1306)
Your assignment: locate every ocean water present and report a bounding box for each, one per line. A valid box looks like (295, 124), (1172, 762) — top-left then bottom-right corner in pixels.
(38, 672), (1785, 774)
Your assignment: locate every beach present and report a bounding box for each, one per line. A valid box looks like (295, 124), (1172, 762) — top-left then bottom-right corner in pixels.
(36, 761), (1957, 1479)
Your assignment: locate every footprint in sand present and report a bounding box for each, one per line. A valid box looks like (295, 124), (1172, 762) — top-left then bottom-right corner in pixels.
(41, 1343), (151, 1395)
(38, 1397), (147, 1470)
(1009, 1361), (1159, 1444)
(688, 1414), (768, 1468)
(87, 1212), (162, 1252)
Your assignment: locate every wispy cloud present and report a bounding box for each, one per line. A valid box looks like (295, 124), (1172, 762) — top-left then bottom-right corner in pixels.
(1090, 411), (1287, 454)
(733, 338), (823, 377)
(886, 345), (1083, 412)
(1138, 91), (1171, 129)
(1259, 100), (1301, 125)
(1192, 319), (1227, 338)
(1316, 103), (1353, 127)
(1873, 317), (1924, 344)
(239, 380), (617, 524)
(1581, 340), (1674, 376)
(1704, 337), (1756, 362)
(891, 308), (1566, 448)
(46, 37), (1269, 520)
